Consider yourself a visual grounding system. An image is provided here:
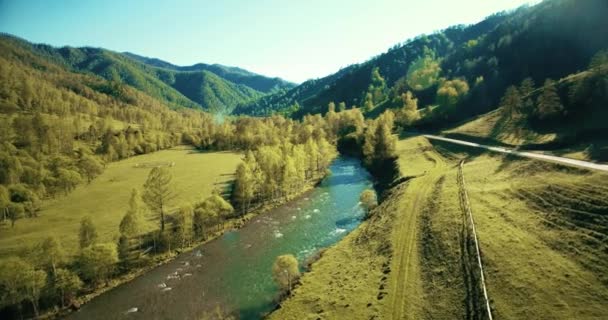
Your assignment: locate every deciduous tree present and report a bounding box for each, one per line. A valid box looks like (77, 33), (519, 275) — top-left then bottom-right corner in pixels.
(271, 254), (300, 293)
(143, 167), (174, 232)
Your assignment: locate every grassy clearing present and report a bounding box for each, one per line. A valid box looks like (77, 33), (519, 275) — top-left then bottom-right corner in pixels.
(273, 135), (608, 320)
(443, 110), (557, 147)
(0, 146), (241, 258)
(442, 109), (608, 163)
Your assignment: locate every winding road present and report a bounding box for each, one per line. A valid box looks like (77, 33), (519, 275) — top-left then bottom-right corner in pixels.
(423, 135), (608, 172)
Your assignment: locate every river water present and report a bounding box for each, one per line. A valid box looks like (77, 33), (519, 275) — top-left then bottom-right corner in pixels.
(66, 156), (372, 320)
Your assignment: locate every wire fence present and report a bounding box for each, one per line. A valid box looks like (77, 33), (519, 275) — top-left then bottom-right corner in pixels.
(458, 160), (493, 320)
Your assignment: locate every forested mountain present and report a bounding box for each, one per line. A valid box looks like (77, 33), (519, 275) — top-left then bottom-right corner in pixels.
(234, 0), (608, 126)
(0, 34), (294, 113)
(123, 52), (295, 93)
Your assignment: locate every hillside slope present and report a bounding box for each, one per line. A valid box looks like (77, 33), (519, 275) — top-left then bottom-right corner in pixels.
(272, 136), (608, 319)
(236, 0), (608, 124)
(443, 64), (608, 161)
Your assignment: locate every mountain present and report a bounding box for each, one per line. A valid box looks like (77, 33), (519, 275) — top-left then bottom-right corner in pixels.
(123, 52), (295, 93)
(0, 34), (295, 112)
(234, 0), (608, 124)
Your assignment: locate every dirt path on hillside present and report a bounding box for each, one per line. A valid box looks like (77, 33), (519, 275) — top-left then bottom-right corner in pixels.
(387, 148), (448, 319)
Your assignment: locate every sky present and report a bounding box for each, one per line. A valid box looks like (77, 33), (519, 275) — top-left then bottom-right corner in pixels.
(0, 0), (539, 83)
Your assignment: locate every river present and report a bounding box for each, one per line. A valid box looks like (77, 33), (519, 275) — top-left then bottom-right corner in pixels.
(65, 156), (372, 320)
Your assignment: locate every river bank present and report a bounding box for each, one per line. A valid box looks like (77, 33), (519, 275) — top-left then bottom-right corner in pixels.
(61, 156), (372, 320)
(45, 167), (327, 320)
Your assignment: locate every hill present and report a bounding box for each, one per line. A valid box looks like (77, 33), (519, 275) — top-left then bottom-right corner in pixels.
(235, 0), (608, 125)
(443, 62), (608, 162)
(0, 34), (295, 112)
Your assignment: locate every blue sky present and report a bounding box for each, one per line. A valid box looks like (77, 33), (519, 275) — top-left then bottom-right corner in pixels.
(0, 0), (538, 83)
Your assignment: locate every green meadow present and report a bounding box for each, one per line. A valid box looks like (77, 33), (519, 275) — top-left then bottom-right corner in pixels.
(0, 147), (241, 258)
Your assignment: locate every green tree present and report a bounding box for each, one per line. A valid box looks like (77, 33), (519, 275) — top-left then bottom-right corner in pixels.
(437, 78), (469, 109)
(143, 167), (174, 231)
(54, 268), (83, 307)
(360, 189), (378, 218)
(233, 162), (256, 213)
(172, 205), (193, 248)
(36, 236), (66, 276)
(0, 257), (47, 317)
(0, 185), (9, 222)
(500, 86), (523, 117)
(271, 254), (300, 293)
(6, 202), (24, 227)
(536, 79), (564, 120)
(399, 91), (420, 126)
(79, 216), (98, 249)
(78, 243), (118, 286)
(56, 168), (83, 195)
(198, 194), (234, 232)
(519, 77), (536, 113)
(193, 209), (206, 240)
(338, 102), (346, 112)
(78, 155), (104, 183)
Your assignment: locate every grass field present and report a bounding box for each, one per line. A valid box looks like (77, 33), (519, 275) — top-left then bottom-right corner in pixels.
(442, 109), (608, 163)
(0, 146), (241, 258)
(271, 135), (608, 319)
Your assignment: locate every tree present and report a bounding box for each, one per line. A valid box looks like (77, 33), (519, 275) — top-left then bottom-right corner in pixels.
(54, 268), (82, 307)
(79, 216), (98, 249)
(0, 257), (47, 317)
(78, 155), (104, 183)
(360, 189), (378, 218)
(78, 243), (118, 286)
(536, 79), (564, 120)
(193, 209), (206, 240)
(120, 189), (143, 237)
(172, 205), (193, 248)
(36, 236), (66, 276)
(198, 194), (234, 231)
(519, 77), (536, 113)
(0, 185), (9, 222)
(233, 162), (255, 213)
(143, 167), (174, 232)
(272, 254), (300, 293)
(56, 168), (83, 195)
(399, 91), (420, 126)
(500, 86), (523, 117)
(6, 202), (24, 227)
(436, 78), (469, 110)
(338, 102), (346, 112)
(281, 156), (299, 196)
(363, 92), (374, 112)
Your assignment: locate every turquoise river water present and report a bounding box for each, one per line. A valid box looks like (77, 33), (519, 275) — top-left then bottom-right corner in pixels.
(66, 156), (372, 320)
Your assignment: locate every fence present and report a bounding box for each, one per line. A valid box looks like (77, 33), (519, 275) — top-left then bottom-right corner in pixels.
(458, 160), (493, 320)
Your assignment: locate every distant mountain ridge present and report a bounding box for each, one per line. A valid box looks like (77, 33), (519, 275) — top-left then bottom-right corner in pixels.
(0, 33), (295, 112)
(123, 52), (295, 93)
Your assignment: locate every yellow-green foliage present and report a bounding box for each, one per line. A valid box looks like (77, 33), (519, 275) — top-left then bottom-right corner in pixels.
(0, 147), (241, 257)
(406, 55), (441, 91)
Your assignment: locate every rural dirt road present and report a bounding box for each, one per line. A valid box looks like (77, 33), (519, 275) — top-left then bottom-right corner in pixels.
(424, 135), (608, 172)
(387, 142), (448, 319)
